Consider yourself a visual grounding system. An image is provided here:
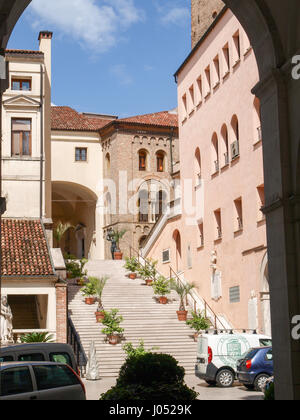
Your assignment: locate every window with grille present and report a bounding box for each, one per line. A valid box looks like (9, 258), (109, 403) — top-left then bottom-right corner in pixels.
(162, 249), (170, 263)
(11, 119), (31, 157)
(139, 151), (147, 171)
(229, 286), (240, 303)
(12, 78), (31, 91)
(75, 147), (87, 162)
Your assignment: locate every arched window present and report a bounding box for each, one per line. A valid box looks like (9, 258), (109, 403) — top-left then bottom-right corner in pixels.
(138, 189), (149, 222)
(155, 190), (167, 221)
(211, 133), (219, 173)
(231, 115), (240, 159)
(194, 148), (201, 186)
(253, 97), (262, 142)
(173, 230), (182, 273)
(138, 150), (147, 171)
(220, 124), (229, 166)
(156, 151), (165, 172)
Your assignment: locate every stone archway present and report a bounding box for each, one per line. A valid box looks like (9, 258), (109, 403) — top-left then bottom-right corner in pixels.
(222, 0), (300, 401)
(52, 181), (98, 259)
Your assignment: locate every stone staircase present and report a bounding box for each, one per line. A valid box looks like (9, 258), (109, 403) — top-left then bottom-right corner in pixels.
(68, 260), (198, 377)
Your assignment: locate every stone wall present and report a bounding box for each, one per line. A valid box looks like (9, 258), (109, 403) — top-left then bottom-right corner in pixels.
(191, 0), (224, 48)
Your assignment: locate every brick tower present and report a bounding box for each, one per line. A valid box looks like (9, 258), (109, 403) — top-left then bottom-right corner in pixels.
(191, 0), (224, 48)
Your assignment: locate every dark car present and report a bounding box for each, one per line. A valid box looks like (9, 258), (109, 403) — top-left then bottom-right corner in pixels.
(0, 362), (86, 400)
(236, 346), (273, 391)
(0, 343), (79, 376)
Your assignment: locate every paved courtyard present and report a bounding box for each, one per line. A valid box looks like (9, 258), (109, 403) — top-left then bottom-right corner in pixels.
(83, 375), (263, 401)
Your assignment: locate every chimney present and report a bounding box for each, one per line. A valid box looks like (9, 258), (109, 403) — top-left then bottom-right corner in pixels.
(38, 31), (53, 85)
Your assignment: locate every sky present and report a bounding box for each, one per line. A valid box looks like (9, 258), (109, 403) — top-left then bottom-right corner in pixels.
(8, 0), (192, 118)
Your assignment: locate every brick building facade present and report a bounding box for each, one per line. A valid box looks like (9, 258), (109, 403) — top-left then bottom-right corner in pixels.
(191, 0), (225, 48)
(99, 111), (179, 259)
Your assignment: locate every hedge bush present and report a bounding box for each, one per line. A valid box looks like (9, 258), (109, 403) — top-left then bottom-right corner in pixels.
(100, 353), (199, 401)
(117, 353), (185, 387)
(100, 382), (198, 401)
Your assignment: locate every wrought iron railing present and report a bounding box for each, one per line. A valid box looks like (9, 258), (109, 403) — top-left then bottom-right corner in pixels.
(169, 267), (227, 330)
(67, 316), (87, 377)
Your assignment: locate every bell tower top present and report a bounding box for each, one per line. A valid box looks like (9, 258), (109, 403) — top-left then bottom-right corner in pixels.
(191, 0), (224, 48)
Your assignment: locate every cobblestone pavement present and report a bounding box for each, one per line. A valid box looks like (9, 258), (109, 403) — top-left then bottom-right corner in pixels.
(83, 375), (263, 401)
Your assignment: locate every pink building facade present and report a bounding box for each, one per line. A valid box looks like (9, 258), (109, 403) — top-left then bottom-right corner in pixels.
(143, 9), (271, 335)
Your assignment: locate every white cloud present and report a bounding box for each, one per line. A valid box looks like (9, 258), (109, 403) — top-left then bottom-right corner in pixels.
(160, 7), (190, 26)
(110, 64), (133, 85)
(29, 0), (144, 53)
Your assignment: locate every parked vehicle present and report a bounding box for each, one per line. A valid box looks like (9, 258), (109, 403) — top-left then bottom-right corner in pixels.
(0, 343), (79, 375)
(0, 362), (86, 400)
(236, 347), (273, 391)
(195, 331), (272, 388)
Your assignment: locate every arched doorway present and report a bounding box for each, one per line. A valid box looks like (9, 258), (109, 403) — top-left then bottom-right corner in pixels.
(52, 182), (97, 259)
(173, 230), (182, 273)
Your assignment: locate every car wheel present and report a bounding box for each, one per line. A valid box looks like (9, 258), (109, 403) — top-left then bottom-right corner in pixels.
(216, 369), (235, 388)
(254, 374), (270, 392)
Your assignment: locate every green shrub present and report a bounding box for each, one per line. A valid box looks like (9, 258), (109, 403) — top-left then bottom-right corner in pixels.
(124, 257), (140, 273)
(117, 353), (185, 387)
(152, 276), (171, 297)
(122, 340), (159, 358)
(100, 382), (198, 401)
(186, 310), (210, 332)
(101, 309), (124, 336)
(20, 332), (54, 343)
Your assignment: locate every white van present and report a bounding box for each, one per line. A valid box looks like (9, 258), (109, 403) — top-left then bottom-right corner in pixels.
(195, 331), (272, 387)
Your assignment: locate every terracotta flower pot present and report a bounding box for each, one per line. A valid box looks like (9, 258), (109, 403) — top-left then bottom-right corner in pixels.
(145, 279), (153, 286)
(159, 296), (168, 305)
(194, 332), (199, 342)
(114, 251), (123, 260)
(95, 311), (105, 323)
(85, 297), (95, 305)
(129, 272), (137, 280)
(177, 310), (188, 321)
(108, 334), (119, 345)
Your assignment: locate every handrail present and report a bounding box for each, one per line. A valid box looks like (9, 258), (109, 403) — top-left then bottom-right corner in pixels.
(169, 266), (227, 330)
(128, 243), (227, 330)
(67, 316), (87, 377)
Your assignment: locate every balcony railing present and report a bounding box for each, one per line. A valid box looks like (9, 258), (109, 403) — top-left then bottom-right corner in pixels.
(214, 160), (219, 173)
(237, 217), (243, 230)
(257, 126), (262, 142)
(224, 152), (229, 166)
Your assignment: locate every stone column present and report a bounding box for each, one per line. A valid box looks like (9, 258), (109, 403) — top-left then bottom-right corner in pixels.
(254, 69), (300, 400)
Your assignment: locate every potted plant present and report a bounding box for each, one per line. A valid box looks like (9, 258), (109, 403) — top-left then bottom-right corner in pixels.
(80, 280), (97, 305)
(124, 256), (140, 279)
(112, 229), (127, 260)
(170, 279), (195, 321)
(101, 309), (124, 345)
(152, 276), (171, 304)
(186, 310), (210, 341)
(138, 260), (158, 286)
(93, 276), (109, 322)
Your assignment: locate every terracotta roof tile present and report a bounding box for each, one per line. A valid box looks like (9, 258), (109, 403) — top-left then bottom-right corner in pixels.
(119, 111), (178, 128)
(6, 49), (44, 55)
(52, 106), (178, 132)
(1, 219), (55, 277)
(51, 106), (112, 132)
